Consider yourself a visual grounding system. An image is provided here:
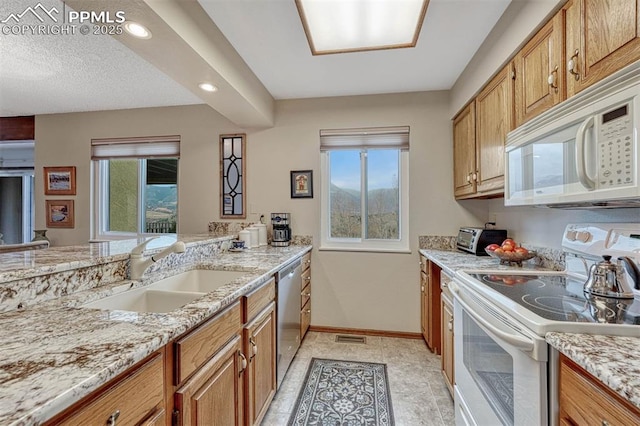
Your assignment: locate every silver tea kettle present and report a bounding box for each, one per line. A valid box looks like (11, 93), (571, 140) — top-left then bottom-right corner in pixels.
(583, 255), (640, 299)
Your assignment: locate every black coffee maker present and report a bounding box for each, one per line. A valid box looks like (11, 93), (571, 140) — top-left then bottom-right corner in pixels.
(271, 213), (291, 247)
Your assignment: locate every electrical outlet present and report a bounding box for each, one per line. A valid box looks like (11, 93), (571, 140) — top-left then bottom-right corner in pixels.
(489, 213), (497, 224)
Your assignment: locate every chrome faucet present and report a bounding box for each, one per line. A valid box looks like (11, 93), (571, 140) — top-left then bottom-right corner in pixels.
(129, 237), (186, 280)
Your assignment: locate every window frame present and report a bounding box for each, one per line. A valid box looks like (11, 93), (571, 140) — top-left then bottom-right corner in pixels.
(91, 158), (178, 240)
(320, 147), (409, 253)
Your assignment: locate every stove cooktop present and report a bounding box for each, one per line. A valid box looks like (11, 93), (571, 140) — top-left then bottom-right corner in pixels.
(467, 273), (640, 326)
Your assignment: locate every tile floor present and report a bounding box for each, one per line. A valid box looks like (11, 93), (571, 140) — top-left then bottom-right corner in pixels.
(261, 331), (455, 425)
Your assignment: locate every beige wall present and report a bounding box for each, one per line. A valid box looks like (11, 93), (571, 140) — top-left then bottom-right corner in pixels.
(247, 92), (486, 332)
(34, 92), (487, 333)
(35, 105), (242, 246)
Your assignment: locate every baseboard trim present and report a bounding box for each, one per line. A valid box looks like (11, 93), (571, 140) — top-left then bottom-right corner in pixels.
(308, 325), (423, 340)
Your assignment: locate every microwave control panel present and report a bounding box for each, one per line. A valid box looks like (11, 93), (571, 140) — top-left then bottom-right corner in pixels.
(598, 103), (634, 188)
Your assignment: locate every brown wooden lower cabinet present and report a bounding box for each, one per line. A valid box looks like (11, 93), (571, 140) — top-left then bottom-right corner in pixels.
(420, 256), (441, 354)
(174, 335), (245, 426)
(559, 353), (640, 425)
(46, 350), (165, 426)
(440, 272), (454, 397)
(244, 302), (277, 426)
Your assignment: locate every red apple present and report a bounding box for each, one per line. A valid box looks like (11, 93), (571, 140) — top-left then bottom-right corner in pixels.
(514, 247), (529, 255)
(486, 244), (500, 251)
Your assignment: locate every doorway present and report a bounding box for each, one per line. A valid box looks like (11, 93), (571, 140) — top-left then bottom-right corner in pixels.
(0, 141), (35, 244)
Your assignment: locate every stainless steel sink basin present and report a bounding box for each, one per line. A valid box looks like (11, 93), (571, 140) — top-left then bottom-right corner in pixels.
(81, 269), (246, 313)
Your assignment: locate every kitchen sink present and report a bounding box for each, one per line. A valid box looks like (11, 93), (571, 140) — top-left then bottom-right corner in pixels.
(82, 288), (206, 313)
(148, 270), (246, 293)
(81, 269), (246, 313)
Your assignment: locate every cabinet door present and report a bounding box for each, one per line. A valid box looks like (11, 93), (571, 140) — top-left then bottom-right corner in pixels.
(175, 335), (245, 426)
(441, 296), (454, 397)
(453, 101), (477, 198)
(475, 63), (514, 194)
(514, 12), (564, 126)
(244, 303), (277, 426)
(559, 354), (640, 425)
(420, 270), (429, 345)
(566, 0), (640, 96)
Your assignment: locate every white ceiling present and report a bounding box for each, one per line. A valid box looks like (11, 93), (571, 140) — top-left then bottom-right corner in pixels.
(200, 0), (512, 99)
(0, 0), (511, 120)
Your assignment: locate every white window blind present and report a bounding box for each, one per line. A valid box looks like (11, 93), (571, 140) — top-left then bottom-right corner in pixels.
(91, 135), (180, 159)
(319, 126), (410, 151)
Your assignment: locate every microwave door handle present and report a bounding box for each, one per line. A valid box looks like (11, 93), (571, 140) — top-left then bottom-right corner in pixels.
(576, 115), (596, 190)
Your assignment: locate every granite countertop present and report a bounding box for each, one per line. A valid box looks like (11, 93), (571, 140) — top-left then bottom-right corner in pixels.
(547, 333), (640, 410)
(419, 247), (640, 411)
(0, 243), (311, 425)
(0, 234), (226, 282)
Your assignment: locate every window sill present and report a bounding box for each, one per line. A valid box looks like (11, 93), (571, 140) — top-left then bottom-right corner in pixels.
(318, 246), (411, 254)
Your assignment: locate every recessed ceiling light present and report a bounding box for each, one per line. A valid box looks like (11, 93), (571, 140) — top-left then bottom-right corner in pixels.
(296, 0), (428, 55)
(123, 21), (152, 39)
(198, 83), (218, 92)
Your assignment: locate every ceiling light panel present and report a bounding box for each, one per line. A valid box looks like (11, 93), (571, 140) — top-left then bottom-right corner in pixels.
(296, 0), (428, 55)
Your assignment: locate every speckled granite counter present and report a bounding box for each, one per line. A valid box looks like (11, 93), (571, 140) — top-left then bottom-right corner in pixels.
(547, 333), (640, 410)
(0, 242), (311, 425)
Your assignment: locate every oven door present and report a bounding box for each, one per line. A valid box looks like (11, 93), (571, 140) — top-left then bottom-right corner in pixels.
(451, 281), (548, 426)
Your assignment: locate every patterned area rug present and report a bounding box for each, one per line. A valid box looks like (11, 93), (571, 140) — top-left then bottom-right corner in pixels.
(288, 358), (394, 426)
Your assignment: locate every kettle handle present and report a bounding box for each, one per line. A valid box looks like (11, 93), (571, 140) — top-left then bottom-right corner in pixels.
(618, 256), (640, 290)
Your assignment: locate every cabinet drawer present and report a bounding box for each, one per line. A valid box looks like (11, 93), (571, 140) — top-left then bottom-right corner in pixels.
(243, 277), (276, 323)
(175, 301), (242, 384)
(56, 352), (164, 426)
(301, 265), (311, 292)
(301, 281), (311, 309)
(440, 271), (453, 303)
(301, 300), (311, 339)
(559, 355), (640, 425)
(301, 252), (311, 271)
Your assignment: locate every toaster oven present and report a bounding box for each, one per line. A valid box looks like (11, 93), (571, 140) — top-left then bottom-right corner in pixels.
(457, 228), (507, 255)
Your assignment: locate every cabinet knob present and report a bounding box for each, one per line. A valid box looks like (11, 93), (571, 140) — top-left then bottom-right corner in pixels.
(305, 276), (311, 282)
(602, 421), (610, 426)
(568, 49), (580, 80)
(306, 309), (311, 313)
(421, 285), (425, 292)
(107, 410), (120, 426)
(548, 66), (559, 91)
(448, 319), (453, 331)
(466, 173), (472, 183)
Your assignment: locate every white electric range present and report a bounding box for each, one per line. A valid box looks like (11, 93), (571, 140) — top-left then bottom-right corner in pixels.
(449, 223), (640, 426)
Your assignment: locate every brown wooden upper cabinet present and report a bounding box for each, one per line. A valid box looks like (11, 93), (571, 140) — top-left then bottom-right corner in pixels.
(564, 0), (640, 97)
(453, 63), (514, 199)
(514, 12), (564, 127)
(453, 101), (476, 198)
(475, 64), (514, 195)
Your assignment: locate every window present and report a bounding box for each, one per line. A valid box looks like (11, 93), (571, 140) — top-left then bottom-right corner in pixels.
(320, 127), (409, 252)
(92, 136), (179, 239)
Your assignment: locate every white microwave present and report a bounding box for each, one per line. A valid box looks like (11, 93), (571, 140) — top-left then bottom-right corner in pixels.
(505, 62), (640, 208)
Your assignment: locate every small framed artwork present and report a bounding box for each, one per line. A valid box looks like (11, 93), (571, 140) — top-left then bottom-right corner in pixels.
(46, 200), (75, 228)
(44, 166), (76, 195)
(291, 170), (313, 198)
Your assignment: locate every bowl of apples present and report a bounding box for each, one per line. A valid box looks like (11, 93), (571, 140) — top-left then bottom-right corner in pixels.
(485, 239), (536, 267)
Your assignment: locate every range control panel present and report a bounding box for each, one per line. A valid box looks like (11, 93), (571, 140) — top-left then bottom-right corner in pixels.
(563, 223), (640, 262)
(598, 103), (634, 188)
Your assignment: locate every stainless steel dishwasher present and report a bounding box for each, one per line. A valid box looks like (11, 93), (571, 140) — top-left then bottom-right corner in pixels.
(276, 258), (302, 388)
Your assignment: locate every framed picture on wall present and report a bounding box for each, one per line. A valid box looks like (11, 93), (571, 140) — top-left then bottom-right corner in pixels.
(46, 200), (74, 228)
(291, 170), (313, 198)
(44, 166), (76, 195)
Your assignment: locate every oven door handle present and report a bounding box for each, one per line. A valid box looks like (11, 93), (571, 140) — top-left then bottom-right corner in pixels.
(449, 281), (535, 352)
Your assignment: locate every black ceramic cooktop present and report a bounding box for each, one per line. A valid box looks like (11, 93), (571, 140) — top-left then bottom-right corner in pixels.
(468, 273), (640, 325)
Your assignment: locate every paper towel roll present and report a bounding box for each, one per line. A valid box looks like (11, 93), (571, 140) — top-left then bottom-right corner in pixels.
(246, 226), (259, 248)
(254, 223), (267, 246)
(238, 229), (251, 248)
